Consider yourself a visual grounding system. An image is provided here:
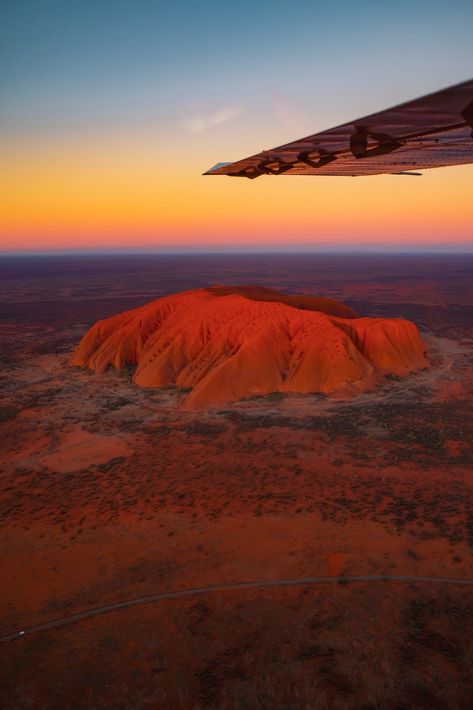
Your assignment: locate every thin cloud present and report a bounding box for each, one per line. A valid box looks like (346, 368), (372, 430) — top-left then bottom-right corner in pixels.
(183, 104), (244, 133)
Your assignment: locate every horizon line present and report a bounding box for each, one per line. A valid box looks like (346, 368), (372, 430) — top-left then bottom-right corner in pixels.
(1, 247), (473, 258)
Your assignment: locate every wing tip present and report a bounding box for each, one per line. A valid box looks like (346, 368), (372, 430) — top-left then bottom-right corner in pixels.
(203, 162), (232, 175)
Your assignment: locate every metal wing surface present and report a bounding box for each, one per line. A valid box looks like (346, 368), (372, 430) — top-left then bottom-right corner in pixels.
(204, 79), (473, 178)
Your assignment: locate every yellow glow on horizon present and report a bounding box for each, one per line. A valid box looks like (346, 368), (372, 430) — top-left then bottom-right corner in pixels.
(1, 133), (472, 250)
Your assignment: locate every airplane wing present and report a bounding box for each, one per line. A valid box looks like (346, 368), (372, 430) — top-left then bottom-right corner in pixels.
(204, 79), (473, 178)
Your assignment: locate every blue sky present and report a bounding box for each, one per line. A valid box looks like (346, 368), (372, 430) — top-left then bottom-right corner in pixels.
(3, 0), (473, 135)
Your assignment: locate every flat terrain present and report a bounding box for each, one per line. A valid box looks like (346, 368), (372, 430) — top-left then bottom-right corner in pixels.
(1, 254), (473, 708)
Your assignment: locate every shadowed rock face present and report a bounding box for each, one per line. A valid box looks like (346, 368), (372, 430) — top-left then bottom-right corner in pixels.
(70, 286), (428, 408)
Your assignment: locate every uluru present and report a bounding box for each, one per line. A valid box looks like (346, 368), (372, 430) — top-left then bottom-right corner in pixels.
(70, 285), (428, 408)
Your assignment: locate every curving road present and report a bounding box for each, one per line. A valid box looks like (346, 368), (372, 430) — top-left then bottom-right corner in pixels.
(2, 574), (473, 644)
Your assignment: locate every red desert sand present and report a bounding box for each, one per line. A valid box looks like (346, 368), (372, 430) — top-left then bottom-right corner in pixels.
(70, 285), (428, 407)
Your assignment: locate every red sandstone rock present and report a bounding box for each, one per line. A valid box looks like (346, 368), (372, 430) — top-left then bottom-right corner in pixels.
(70, 286), (428, 408)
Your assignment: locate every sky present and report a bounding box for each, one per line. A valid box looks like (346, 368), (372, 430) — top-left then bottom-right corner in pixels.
(1, 0), (473, 253)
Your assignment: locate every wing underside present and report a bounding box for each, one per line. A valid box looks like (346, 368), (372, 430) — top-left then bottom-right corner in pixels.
(204, 79), (473, 178)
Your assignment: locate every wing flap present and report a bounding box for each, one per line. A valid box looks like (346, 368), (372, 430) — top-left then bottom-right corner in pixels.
(204, 79), (473, 178)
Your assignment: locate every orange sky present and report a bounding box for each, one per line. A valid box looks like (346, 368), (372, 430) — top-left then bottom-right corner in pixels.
(1, 129), (473, 252)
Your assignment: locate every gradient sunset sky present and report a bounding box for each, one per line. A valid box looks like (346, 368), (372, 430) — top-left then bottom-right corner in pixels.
(1, 0), (473, 253)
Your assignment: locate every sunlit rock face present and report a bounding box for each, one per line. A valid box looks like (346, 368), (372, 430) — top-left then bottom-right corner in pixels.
(70, 286), (428, 408)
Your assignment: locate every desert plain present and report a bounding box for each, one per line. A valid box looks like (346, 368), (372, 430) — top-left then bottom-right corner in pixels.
(1, 253), (473, 708)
